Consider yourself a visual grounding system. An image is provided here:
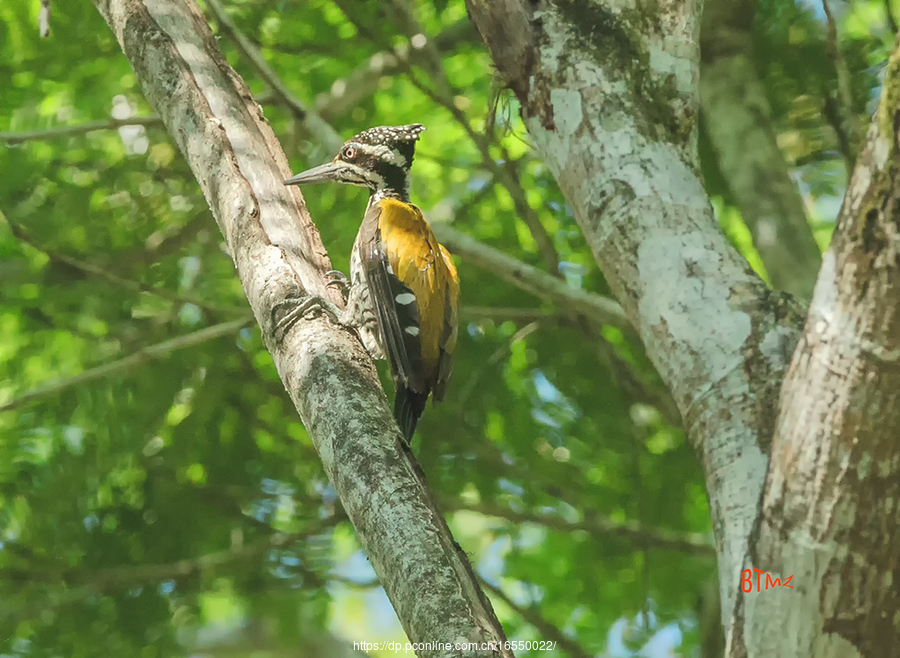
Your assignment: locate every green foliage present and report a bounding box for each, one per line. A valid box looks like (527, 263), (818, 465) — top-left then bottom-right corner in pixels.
(0, 0), (887, 655)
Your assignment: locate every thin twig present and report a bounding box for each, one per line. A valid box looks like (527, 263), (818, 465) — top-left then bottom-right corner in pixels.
(0, 116), (164, 144)
(455, 321), (542, 407)
(460, 306), (551, 323)
(821, 93), (855, 173)
(822, 0), (862, 164)
(594, 329), (682, 426)
(7, 218), (241, 315)
(465, 441), (711, 579)
(386, 0), (457, 96)
(886, 0), (898, 35)
(329, 573), (381, 589)
(136, 211), (211, 266)
(631, 424), (651, 626)
(453, 501), (715, 556)
(432, 223), (629, 329)
(0, 317), (253, 413)
(479, 578), (592, 658)
(204, 0), (343, 156)
(0, 515), (341, 622)
(314, 19), (476, 121)
(109, 210), (213, 277)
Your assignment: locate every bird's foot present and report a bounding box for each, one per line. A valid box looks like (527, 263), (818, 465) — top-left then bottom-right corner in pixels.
(325, 269), (350, 302)
(272, 294), (343, 342)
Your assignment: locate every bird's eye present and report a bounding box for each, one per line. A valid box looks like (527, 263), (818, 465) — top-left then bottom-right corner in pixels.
(342, 146), (357, 160)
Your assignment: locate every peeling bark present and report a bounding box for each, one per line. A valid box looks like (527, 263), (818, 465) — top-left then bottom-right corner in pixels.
(729, 47), (900, 658)
(465, 0), (804, 625)
(91, 0), (510, 655)
(700, 0), (822, 300)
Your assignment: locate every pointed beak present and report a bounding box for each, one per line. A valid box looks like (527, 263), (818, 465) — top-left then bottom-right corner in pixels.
(283, 161), (345, 186)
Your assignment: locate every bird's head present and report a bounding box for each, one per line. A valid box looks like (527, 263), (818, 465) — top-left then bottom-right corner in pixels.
(284, 124), (425, 201)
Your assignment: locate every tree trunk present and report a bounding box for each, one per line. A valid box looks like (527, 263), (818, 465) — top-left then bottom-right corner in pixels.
(465, 0), (802, 623)
(92, 0), (509, 655)
(730, 50), (900, 658)
(467, 0), (900, 653)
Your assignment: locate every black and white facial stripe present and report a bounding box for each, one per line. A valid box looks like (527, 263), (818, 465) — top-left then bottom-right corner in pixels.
(339, 124), (425, 201)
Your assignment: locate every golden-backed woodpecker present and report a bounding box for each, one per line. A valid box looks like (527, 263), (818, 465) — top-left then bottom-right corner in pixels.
(283, 124), (459, 441)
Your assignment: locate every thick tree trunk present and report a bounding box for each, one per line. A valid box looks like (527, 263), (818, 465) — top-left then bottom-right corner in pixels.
(468, 0), (900, 654)
(465, 0), (802, 622)
(729, 49), (900, 658)
(92, 0), (509, 655)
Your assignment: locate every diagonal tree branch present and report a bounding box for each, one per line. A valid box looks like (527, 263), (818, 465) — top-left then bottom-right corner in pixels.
(0, 516), (341, 623)
(203, 0), (343, 158)
(314, 19), (476, 121)
(433, 223), (628, 329)
(887, 0), (899, 34)
(0, 316), (253, 413)
(821, 0), (862, 164)
(122, 209), (211, 271)
(479, 578), (592, 658)
(453, 501), (715, 557)
(90, 0), (510, 655)
(699, 0), (822, 300)
(0, 116), (164, 143)
(459, 306), (550, 323)
(823, 90), (857, 168)
(5, 213), (242, 316)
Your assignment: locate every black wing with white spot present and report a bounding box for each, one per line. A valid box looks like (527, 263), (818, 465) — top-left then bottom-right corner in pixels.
(357, 203), (426, 393)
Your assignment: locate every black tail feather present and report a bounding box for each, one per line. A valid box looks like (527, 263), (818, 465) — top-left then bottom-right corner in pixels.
(394, 386), (429, 442)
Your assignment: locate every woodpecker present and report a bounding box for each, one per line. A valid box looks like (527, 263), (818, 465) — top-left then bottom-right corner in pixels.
(283, 124), (459, 441)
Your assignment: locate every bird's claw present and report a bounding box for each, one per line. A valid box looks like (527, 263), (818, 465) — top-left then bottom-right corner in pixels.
(326, 269), (349, 284)
(272, 294), (343, 342)
(325, 270), (350, 302)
